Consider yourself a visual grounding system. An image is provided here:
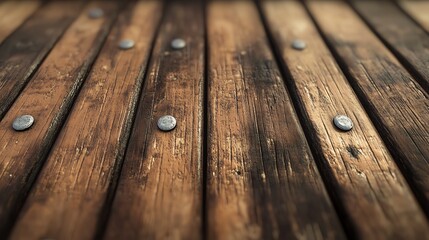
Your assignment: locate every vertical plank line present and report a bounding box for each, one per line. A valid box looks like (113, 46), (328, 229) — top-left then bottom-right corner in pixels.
(346, 1), (429, 94)
(202, 0), (209, 239)
(302, 0), (429, 220)
(0, 3), (85, 120)
(94, 1), (168, 239)
(254, 0), (355, 238)
(3, 3), (122, 238)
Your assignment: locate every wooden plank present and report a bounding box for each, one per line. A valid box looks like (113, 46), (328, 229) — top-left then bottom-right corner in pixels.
(351, 1), (429, 94)
(8, 2), (162, 239)
(262, 1), (429, 238)
(0, 1), (83, 119)
(398, 0), (429, 32)
(104, 2), (205, 239)
(0, 1), (40, 44)
(0, 2), (120, 237)
(307, 0), (429, 217)
(206, 2), (345, 239)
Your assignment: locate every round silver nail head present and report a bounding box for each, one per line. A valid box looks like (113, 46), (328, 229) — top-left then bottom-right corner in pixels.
(157, 115), (176, 131)
(118, 39), (135, 50)
(12, 115), (34, 131)
(292, 39), (306, 50)
(171, 38), (186, 50)
(333, 115), (353, 131)
(88, 8), (104, 19)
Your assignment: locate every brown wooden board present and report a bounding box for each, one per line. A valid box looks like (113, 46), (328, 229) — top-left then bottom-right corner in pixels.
(0, 1), (40, 44)
(0, 2), (119, 237)
(398, 0), (429, 32)
(262, 1), (429, 238)
(307, 0), (429, 218)
(104, 1), (204, 239)
(351, 1), (429, 94)
(206, 1), (345, 239)
(9, 1), (162, 239)
(0, 2), (83, 119)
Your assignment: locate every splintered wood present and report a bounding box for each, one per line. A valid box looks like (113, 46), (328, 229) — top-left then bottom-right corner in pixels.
(207, 2), (343, 239)
(0, 1), (428, 239)
(262, 1), (428, 238)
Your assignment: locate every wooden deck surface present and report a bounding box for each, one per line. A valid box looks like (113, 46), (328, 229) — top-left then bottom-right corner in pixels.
(0, 0), (428, 239)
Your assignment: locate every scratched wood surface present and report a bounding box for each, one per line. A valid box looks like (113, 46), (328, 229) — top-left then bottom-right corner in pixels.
(10, 1), (160, 239)
(262, 1), (428, 238)
(0, 0), (428, 239)
(307, 0), (429, 217)
(352, 1), (429, 94)
(105, 1), (204, 239)
(0, 2), (119, 237)
(0, 2), (83, 119)
(206, 1), (344, 239)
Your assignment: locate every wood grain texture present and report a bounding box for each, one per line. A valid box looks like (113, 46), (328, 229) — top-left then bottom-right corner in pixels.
(307, 0), (429, 218)
(207, 2), (345, 239)
(0, 1), (83, 119)
(398, 0), (429, 32)
(9, 2), (161, 239)
(0, 2), (118, 237)
(351, 1), (429, 94)
(262, 1), (429, 239)
(0, 1), (40, 44)
(104, 1), (204, 239)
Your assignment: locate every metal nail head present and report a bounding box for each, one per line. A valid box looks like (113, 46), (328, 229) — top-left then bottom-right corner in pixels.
(292, 39), (306, 50)
(333, 115), (353, 131)
(12, 115), (34, 131)
(88, 8), (104, 19)
(157, 115), (177, 131)
(171, 38), (186, 50)
(118, 39), (135, 50)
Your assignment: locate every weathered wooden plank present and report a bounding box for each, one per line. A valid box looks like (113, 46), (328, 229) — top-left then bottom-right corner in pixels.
(262, 1), (429, 238)
(104, 2), (204, 239)
(0, 1), (40, 44)
(207, 2), (345, 239)
(351, 1), (429, 94)
(0, 2), (83, 119)
(398, 0), (429, 32)
(307, 0), (429, 217)
(0, 2), (119, 237)
(9, 2), (162, 239)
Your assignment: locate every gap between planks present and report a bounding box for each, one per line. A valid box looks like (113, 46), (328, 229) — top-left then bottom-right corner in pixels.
(105, 1), (205, 239)
(8, 1), (161, 239)
(206, 1), (345, 239)
(0, 1), (84, 120)
(305, 0), (429, 219)
(0, 1), (119, 237)
(350, 0), (429, 95)
(261, 1), (429, 238)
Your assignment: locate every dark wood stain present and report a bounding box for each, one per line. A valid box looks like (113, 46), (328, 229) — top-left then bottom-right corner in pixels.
(264, 1), (429, 238)
(352, 1), (429, 94)
(308, 1), (429, 217)
(0, 2), (119, 237)
(10, 1), (160, 238)
(207, 2), (345, 239)
(0, 1), (427, 239)
(346, 145), (361, 159)
(104, 1), (204, 239)
(0, 2), (84, 119)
